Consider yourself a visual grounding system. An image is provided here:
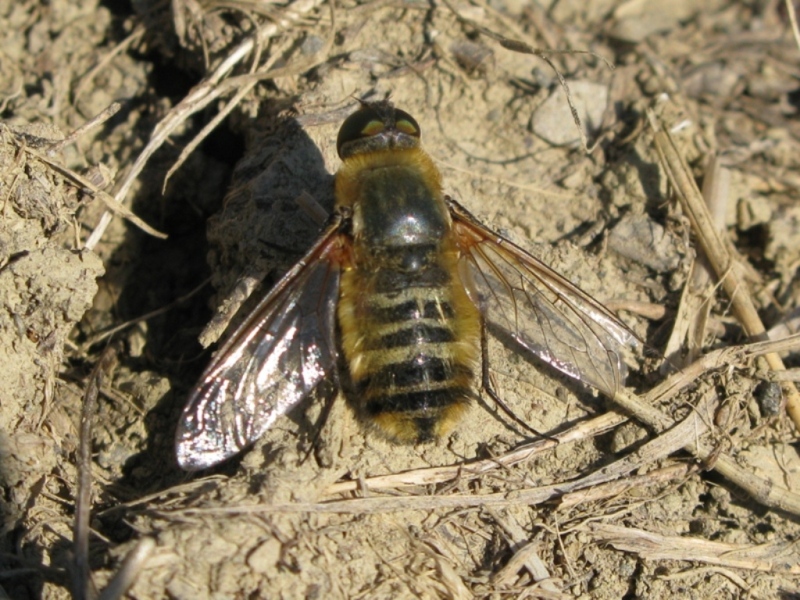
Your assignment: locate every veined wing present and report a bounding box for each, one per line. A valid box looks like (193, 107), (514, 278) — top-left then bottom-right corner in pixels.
(449, 199), (640, 398)
(176, 221), (345, 470)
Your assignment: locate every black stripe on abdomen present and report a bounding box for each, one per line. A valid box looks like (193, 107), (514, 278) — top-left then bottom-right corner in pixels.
(357, 355), (472, 393)
(368, 298), (455, 324)
(364, 386), (472, 416)
(363, 322), (455, 350)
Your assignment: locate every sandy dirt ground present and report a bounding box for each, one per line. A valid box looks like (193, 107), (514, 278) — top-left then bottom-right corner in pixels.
(3, 0), (800, 598)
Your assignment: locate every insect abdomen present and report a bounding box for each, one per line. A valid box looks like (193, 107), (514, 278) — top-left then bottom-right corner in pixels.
(338, 243), (480, 443)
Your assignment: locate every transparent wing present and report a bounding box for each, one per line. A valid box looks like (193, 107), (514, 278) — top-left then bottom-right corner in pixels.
(449, 199), (640, 398)
(176, 223), (344, 470)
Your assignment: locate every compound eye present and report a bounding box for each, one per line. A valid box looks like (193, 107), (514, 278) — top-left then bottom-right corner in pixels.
(337, 106), (383, 158)
(393, 109), (421, 139)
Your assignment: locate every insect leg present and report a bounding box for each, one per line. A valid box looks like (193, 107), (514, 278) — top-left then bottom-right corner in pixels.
(304, 375), (342, 469)
(480, 317), (552, 440)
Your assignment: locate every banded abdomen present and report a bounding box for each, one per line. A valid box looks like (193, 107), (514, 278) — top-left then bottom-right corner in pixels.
(338, 235), (480, 443)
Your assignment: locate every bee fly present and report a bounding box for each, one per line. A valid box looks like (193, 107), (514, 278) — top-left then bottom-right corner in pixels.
(176, 101), (640, 470)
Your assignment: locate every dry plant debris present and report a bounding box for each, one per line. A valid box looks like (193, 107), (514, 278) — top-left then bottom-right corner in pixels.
(3, 0), (800, 599)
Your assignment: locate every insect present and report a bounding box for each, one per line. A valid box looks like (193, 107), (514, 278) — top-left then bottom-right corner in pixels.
(176, 100), (640, 470)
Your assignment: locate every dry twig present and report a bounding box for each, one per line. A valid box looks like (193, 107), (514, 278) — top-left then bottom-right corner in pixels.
(96, 538), (156, 600)
(80, 277), (211, 350)
(85, 0), (331, 250)
(785, 0), (800, 52)
(73, 346), (118, 600)
(648, 111), (800, 432)
(589, 523), (800, 574)
(484, 507), (563, 595)
(5, 137), (166, 240)
(661, 155), (729, 371)
(47, 103), (122, 155)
